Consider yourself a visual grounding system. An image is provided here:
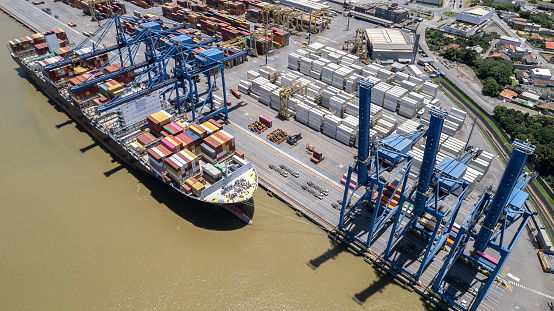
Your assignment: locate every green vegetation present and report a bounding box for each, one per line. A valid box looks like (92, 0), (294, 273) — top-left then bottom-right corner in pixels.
(426, 29), (511, 96)
(520, 11), (553, 29)
(443, 12), (456, 17)
(474, 59), (515, 96)
(482, 0), (520, 12)
(438, 17), (447, 23)
(493, 106), (554, 188)
(425, 28), (497, 53)
(482, 77), (504, 96)
(527, 38), (546, 49)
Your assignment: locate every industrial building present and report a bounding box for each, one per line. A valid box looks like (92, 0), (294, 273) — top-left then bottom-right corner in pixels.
(455, 7), (495, 25)
(365, 28), (415, 61)
(374, 5), (409, 23)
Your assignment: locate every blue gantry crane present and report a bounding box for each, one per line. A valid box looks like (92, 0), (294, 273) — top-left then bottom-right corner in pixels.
(432, 140), (536, 311)
(384, 107), (473, 283)
(43, 15), (246, 123)
(338, 79), (425, 251)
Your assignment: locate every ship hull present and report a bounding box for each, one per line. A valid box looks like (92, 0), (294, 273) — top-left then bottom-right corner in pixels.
(12, 55), (255, 223)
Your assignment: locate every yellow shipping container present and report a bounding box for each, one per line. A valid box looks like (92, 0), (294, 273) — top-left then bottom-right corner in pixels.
(182, 149), (198, 160)
(189, 125), (203, 137)
(176, 121), (187, 129)
(192, 182), (205, 197)
(202, 122), (218, 132)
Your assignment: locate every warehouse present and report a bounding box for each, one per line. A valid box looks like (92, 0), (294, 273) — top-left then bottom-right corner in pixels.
(365, 28), (415, 61)
(455, 7), (494, 25)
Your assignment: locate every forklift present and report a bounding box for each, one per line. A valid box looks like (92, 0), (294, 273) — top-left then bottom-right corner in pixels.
(287, 133), (302, 145)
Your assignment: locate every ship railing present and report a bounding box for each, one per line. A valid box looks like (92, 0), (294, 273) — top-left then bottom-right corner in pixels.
(200, 162), (253, 199)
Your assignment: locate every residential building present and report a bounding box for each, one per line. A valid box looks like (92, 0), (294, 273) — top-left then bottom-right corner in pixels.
(525, 23), (540, 33)
(530, 68), (552, 80)
(523, 54), (538, 65)
(466, 46), (483, 54)
(545, 42), (554, 50)
(498, 36), (521, 47)
(499, 10), (519, 20)
(533, 79), (554, 86)
(499, 89), (518, 101)
(455, 7), (494, 25)
(520, 91), (540, 103)
(512, 21), (526, 31)
(490, 52), (511, 61)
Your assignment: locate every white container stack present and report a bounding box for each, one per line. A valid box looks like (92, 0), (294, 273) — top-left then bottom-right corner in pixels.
(442, 120), (458, 136)
(363, 64), (381, 77)
(247, 70), (260, 81)
(463, 166), (484, 183)
(370, 105), (383, 126)
(259, 83), (279, 106)
(251, 77), (270, 96)
(322, 114), (342, 138)
(377, 68), (394, 82)
(349, 63), (364, 74)
(400, 80), (419, 92)
(336, 124), (355, 145)
(288, 53), (300, 70)
(394, 72), (409, 83)
(299, 58), (313, 76)
(398, 96), (419, 118)
(341, 54), (359, 65)
(421, 81), (439, 96)
(408, 147), (425, 169)
(270, 88), (281, 110)
(322, 63), (341, 85)
(321, 86), (340, 108)
(372, 82), (393, 107)
(380, 114), (398, 129)
(383, 86), (407, 112)
(408, 76), (423, 85)
(238, 80), (251, 94)
(308, 108), (326, 131)
(345, 101), (359, 117)
(342, 115), (359, 130)
(281, 72), (299, 87)
(469, 151), (493, 175)
(307, 85), (323, 104)
(328, 53), (343, 64)
(440, 136), (465, 157)
(374, 119), (395, 137)
(408, 92), (425, 105)
(396, 119), (422, 135)
(332, 66), (354, 90)
(446, 107), (467, 131)
(320, 46), (337, 59)
(329, 95), (347, 118)
(345, 75), (359, 94)
(307, 42), (325, 55)
(295, 103), (311, 125)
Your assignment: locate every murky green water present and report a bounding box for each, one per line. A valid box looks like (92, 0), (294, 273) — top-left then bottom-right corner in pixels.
(0, 12), (437, 311)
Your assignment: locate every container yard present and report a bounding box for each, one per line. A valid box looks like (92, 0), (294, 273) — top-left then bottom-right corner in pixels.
(2, 1), (554, 311)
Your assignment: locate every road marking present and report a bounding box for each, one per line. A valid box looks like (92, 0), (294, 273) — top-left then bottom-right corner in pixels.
(508, 281), (554, 300)
(507, 273), (520, 283)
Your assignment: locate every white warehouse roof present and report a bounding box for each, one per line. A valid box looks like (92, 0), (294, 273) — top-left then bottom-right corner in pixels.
(365, 28), (414, 52)
(460, 7), (494, 17)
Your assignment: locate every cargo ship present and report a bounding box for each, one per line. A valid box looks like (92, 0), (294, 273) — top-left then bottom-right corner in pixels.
(7, 28), (257, 224)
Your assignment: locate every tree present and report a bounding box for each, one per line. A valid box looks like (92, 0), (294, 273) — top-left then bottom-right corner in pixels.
(482, 77), (503, 97)
(529, 0), (537, 3)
